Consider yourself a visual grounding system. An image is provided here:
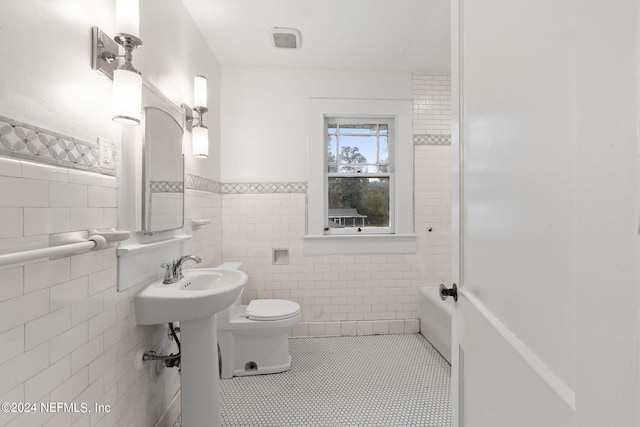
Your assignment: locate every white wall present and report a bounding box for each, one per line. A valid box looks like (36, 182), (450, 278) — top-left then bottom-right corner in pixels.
(221, 68), (412, 182)
(220, 70), (452, 335)
(0, 1), (222, 425)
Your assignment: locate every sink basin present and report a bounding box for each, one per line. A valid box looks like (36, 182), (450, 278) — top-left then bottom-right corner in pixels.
(133, 268), (248, 325)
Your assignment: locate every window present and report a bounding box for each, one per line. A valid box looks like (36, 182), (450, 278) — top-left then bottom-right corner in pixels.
(305, 98), (416, 254)
(325, 118), (393, 234)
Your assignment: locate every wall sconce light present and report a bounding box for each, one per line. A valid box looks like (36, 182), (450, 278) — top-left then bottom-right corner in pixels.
(185, 75), (209, 158)
(91, 0), (143, 125)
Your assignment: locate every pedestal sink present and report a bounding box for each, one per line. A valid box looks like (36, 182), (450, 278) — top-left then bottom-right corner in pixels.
(134, 268), (247, 427)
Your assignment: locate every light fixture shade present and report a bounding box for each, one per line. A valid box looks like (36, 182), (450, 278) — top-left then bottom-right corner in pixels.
(116, 0), (139, 37)
(112, 68), (142, 125)
(192, 125), (209, 158)
(194, 75), (207, 108)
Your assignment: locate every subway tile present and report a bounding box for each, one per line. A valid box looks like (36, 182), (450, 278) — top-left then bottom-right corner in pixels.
(0, 208), (23, 238)
(388, 320), (405, 334)
(0, 384), (23, 426)
(88, 347), (116, 384)
(70, 250), (104, 279)
(50, 182), (87, 208)
(23, 178), (50, 207)
(50, 323), (88, 364)
(88, 186), (117, 208)
(340, 321), (357, 336)
(103, 319), (129, 349)
(356, 321), (373, 336)
(0, 326), (25, 366)
(0, 266), (23, 302)
(24, 257), (70, 293)
(50, 277), (88, 311)
(291, 322), (308, 337)
(6, 411), (50, 427)
(25, 306), (71, 350)
(405, 318), (420, 334)
(70, 336), (103, 374)
(0, 176), (48, 207)
(0, 342), (49, 396)
(103, 208), (118, 228)
(69, 170), (104, 186)
(69, 208), (103, 231)
(373, 320), (389, 335)
(23, 207), (71, 236)
(24, 355), (71, 402)
(88, 267), (116, 296)
(101, 176), (117, 188)
(0, 157), (21, 177)
(22, 161), (69, 182)
(71, 293), (103, 326)
(88, 307), (116, 339)
(0, 290), (49, 334)
(50, 367), (88, 403)
(307, 322), (325, 337)
(43, 411), (72, 427)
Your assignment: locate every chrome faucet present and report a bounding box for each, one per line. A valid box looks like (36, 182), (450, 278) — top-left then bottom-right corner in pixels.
(161, 255), (202, 284)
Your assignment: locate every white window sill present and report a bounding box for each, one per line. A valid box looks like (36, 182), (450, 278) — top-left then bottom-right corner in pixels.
(303, 234), (417, 255)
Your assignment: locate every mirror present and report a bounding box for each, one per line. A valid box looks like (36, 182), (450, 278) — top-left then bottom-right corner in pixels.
(142, 105), (185, 234)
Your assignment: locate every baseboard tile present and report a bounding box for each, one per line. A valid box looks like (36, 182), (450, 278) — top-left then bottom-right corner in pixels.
(291, 319), (421, 338)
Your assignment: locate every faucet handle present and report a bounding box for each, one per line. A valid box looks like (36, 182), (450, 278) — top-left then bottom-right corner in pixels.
(161, 262), (175, 284)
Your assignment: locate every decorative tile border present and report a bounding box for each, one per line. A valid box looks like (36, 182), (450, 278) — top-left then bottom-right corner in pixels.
(185, 174), (308, 195)
(222, 182), (308, 194)
(0, 115), (115, 175)
(413, 134), (451, 146)
(185, 173), (222, 193)
(149, 180), (184, 193)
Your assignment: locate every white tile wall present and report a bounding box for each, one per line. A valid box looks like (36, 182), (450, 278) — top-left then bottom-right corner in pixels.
(0, 157), (179, 427)
(413, 73), (451, 135)
(221, 73), (452, 336)
(182, 189), (223, 268)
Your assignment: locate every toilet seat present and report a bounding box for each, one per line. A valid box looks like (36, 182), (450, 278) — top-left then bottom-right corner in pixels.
(246, 299), (301, 321)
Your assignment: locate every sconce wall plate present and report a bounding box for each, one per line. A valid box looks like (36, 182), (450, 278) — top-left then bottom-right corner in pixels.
(92, 27), (119, 80)
(92, 27), (143, 80)
(183, 104), (193, 132)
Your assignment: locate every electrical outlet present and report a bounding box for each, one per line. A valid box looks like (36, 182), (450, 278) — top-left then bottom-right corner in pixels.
(98, 137), (114, 169)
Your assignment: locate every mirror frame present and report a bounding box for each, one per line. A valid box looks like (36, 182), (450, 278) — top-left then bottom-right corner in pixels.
(140, 88), (185, 234)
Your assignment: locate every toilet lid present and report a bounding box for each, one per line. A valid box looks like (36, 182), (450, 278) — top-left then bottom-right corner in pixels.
(246, 299), (301, 321)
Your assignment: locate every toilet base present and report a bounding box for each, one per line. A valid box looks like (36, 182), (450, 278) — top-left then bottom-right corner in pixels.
(218, 325), (295, 379)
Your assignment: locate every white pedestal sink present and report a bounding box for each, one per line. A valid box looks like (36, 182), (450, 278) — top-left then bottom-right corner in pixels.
(134, 268), (247, 427)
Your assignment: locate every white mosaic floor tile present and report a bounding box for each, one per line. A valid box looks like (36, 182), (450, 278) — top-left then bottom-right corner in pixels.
(174, 334), (451, 426)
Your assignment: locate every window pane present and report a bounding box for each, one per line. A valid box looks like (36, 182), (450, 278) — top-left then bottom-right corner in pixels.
(379, 135), (388, 164)
(328, 177), (390, 228)
(327, 135), (337, 172)
(339, 135), (377, 165)
(379, 124), (388, 134)
(338, 164), (367, 173)
(327, 123), (338, 134)
(339, 124), (377, 134)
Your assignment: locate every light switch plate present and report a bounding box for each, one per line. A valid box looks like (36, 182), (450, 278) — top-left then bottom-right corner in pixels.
(98, 137), (114, 169)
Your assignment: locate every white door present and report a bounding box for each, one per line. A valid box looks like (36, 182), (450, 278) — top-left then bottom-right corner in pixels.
(446, 1), (640, 426)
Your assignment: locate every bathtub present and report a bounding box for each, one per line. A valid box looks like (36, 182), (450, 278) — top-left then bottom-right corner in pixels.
(419, 286), (452, 363)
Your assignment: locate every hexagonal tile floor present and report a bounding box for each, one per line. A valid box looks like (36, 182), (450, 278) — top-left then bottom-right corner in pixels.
(174, 334), (450, 426)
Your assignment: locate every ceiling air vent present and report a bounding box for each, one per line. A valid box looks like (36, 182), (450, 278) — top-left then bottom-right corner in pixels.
(270, 27), (302, 49)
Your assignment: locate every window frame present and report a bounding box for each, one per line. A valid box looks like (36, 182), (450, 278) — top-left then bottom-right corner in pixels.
(325, 117), (395, 235)
(305, 98), (416, 255)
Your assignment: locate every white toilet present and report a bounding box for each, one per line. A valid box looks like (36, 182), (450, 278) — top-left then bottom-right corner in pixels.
(216, 262), (301, 379)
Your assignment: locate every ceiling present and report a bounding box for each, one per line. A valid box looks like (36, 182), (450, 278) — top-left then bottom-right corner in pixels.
(181, 0), (450, 73)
